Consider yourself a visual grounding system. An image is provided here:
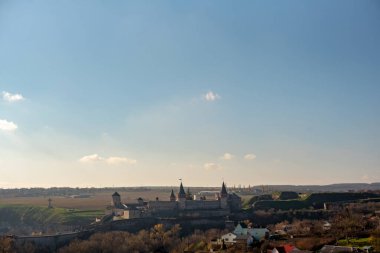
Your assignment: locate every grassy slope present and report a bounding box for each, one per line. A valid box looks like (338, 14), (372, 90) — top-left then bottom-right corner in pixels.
(337, 237), (372, 247)
(252, 192), (380, 210)
(0, 204), (103, 226)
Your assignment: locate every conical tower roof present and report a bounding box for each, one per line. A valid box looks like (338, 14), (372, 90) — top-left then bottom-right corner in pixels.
(179, 182), (186, 195)
(221, 182), (228, 196)
(112, 192), (120, 197)
(170, 189), (175, 198)
(178, 182), (186, 198)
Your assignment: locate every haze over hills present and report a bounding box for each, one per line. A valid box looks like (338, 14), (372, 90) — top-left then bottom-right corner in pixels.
(1, 183), (380, 198)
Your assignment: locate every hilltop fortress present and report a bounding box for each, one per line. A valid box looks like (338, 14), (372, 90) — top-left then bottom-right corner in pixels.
(107, 182), (241, 219)
(11, 182), (242, 251)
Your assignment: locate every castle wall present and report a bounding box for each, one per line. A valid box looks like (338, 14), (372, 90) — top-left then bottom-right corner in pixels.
(124, 210), (142, 219)
(112, 208), (125, 216)
(184, 200), (221, 210)
(109, 217), (158, 232)
(14, 230), (92, 252)
(147, 199), (226, 212)
(178, 209), (229, 218)
(148, 201), (177, 210)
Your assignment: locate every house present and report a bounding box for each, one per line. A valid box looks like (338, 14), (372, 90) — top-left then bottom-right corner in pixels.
(220, 233), (237, 244)
(272, 244), (295, 253)
(233, 223), (270, 240)
(250, 228), (270, 241)
(233, 223), (248, 235)
(272, 245), (311, 253)
(220, 224), (264, 247)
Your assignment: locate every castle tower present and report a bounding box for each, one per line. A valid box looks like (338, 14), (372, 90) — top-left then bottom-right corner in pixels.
(177, 181), (186, 209)
(220, 182), (228, 209)
(186, 188), (193, 200)
(48, 198), (53, 208)
(170, 189), (176, 202)
(112, 192), (122, 208)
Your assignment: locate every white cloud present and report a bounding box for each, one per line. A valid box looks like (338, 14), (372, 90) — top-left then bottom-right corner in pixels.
(106, 156), (137, 165)
(0, 119), (18, 132)
(204, 163), (222, 171)
(79, 154), (104, 163)
(79, 154), (137, 165)
(221, 153), (234, 160)
(203, 91), (220, 102)
(361, 174), (370, 181)
(244, 153), (256, 160)
(2, 91), (24, 102)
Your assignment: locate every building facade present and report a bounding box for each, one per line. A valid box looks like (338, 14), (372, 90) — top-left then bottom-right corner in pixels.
(108, 181), (241, 219)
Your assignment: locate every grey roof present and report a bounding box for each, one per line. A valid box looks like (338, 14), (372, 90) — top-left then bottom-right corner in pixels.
(236, 234), (252, 240)
(112, 192), (120, 197)
(320, 245), (356, 253)
(221, 182), (228, 196)
(178, 182), (186, 197)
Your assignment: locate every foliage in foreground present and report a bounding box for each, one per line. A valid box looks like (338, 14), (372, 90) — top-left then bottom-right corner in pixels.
(0, 225), (225, 253)
(59, 224), (182, 253)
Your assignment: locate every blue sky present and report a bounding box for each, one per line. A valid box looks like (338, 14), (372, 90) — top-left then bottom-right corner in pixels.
(0, 1), (379, 187)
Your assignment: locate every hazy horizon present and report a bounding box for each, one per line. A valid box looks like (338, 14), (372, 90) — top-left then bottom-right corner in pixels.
(1, 1), (379, 188)
(1, 181), (380, 190)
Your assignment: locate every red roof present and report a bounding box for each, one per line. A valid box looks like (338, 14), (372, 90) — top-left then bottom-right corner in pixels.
(275, 244), (295, 253)
(284, 244), (295, 253)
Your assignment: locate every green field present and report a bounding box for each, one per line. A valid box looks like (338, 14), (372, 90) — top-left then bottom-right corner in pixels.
(251, 192), (380, 211)
(0, 204), (104, 226)
(337, 237), (372, 247)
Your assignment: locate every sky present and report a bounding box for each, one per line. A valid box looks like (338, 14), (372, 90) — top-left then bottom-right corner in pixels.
(0, 1), (379, 188)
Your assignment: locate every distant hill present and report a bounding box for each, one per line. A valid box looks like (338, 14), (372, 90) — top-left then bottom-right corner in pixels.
(251, 183), (380, 193)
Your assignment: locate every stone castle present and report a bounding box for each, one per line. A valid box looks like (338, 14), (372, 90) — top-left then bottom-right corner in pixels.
(107, 181), (241, 219)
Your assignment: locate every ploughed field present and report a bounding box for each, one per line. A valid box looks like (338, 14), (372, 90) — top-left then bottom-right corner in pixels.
(0, 190), (172, 210)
